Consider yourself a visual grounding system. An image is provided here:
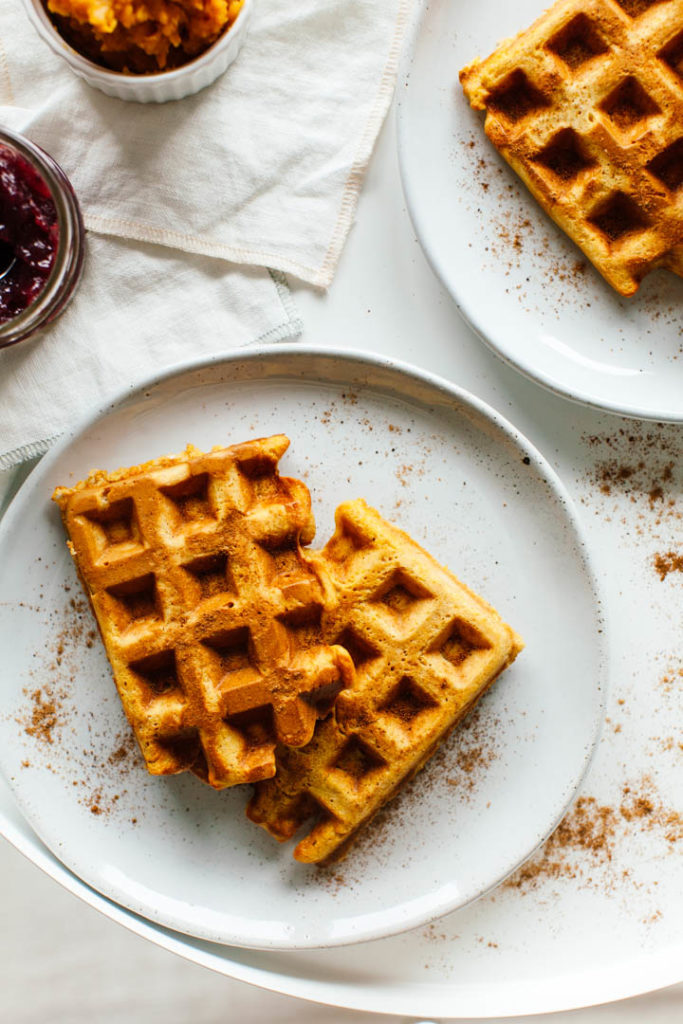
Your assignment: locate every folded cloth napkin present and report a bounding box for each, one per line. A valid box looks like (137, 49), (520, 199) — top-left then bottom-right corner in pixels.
(0, 0), (415, 467)
(0, 0), (414, 287)
(0, 239), (301, 468)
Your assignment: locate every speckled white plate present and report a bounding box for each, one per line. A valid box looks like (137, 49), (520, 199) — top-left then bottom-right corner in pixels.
(397, 0), (683, 421)
(0, 348), (604, 949)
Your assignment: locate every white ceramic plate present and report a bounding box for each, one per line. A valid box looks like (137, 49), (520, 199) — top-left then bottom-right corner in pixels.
(397, 0), (683, 421)
(0, 348), (604, 950)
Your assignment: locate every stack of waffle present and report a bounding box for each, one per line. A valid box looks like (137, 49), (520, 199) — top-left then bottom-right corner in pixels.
(54, 437), (523, 863)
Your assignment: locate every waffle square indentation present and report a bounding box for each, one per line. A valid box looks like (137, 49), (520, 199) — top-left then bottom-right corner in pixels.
(488, 69), (550, 123)
(203, 627), (252, 676)
(371, 570), (433, 621)
(106, 573), (161, 626)
(659, 29), (683, 80)
(333, 736), (386, 783)
(600, 76), (660, 133)
(130, 650), (182, 697)
(614, 0), (669, 18)
(183, 552), (235, 601)
(334, 627), (380, 671)
(647, 138), (683, 190)
(546, 14), (609, 69)
(588, 191), (650, 242)
(161, 473), (214, 524)
(534, 128), (596, 182)
(380, 676), (438, 724)
(438, 618), (492, 667)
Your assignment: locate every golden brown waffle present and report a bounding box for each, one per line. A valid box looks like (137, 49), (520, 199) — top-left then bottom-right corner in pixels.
(247, 499), (523, 863)
(52, 436), (354, 789)
(460, 0), (683, 295)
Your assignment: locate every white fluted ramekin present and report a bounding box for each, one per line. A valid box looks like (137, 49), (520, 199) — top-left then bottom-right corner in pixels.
(22, 0), (253, 103)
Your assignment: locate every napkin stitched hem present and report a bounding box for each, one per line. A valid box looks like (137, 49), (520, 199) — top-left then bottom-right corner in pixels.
(0, 35), (13, 104)
(59, 0), (415, 289)
(316, 0), (413, 288)
(85, 215), (324, 282)
(0, 268), (303, 470)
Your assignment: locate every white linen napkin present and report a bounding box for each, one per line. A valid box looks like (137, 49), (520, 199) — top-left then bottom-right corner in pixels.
(0, 238), (302, 467)
(0, 0), (414, 467)
(0, 0), (413, 287)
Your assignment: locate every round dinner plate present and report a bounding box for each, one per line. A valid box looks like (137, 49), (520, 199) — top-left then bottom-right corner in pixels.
(397, 0), (683, 421)
(0, 348), (604, 950)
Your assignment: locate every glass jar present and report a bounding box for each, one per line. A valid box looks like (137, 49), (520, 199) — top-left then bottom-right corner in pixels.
(0, 126), (85, 349)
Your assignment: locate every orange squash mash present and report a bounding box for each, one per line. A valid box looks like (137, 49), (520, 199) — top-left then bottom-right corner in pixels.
(45, 0), (244, 73)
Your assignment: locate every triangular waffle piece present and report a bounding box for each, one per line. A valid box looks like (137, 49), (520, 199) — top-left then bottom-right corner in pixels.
(53, 436), (354, 788)
(460, 0), (683, 295)
(247, 500), (523, 863)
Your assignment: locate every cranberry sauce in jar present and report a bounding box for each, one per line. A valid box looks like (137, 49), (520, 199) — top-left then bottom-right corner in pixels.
(0, 144), (59, 324)
(0, 128), (84, 349)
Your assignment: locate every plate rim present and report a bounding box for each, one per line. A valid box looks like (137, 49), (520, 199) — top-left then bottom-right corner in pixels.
(4, 796), (683, 1019)
(0, 344), (607, 952)
(396, 0), (683, 424)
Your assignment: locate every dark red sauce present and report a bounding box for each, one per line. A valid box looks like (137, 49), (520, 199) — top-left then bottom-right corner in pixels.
(0, 144), (59, 325)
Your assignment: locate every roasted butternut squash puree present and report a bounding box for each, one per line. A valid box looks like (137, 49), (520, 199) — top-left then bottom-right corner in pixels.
(46, 0), (244, 72)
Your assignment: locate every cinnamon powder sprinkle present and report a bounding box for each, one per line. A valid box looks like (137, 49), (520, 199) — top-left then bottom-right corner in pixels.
(581, 427), (682, 584)
(506, 797), (617, 890)
(465, 137), (593, 309)
(108, 735), (136, 766)
(21, 686), (63, 745)
(507, 779), (683, 893)
(447, 743), (495, 793)
(653, 551), (683, 581)
(16, 582), (142, 821)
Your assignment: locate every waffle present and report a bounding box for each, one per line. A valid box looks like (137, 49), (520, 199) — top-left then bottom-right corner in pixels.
(52, 436), (354, 789)
(460, 0), (683, 296)
(247, 500), (523, 863)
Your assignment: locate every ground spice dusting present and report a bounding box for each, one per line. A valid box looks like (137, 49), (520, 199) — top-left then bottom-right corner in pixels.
(653, 551), (683, 581)
(22, 687), (62, 744)
(506, 779), (683, 894)
(581, 426), (682, 579)
(591, 456), (676, 506)
(464, 136), (594, 312)
(515, 426), (683, 909)
(621, 782), (683, 843)
(15, 578), (143, 820)
(108, 734), (136, 765)
(447, 740), (495, 793)
(506, 797), (617, 890)
(660, 664), (683, 693)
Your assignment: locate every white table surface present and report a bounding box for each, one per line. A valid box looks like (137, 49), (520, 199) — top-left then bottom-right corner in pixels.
(2, 100), (683, 1023)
